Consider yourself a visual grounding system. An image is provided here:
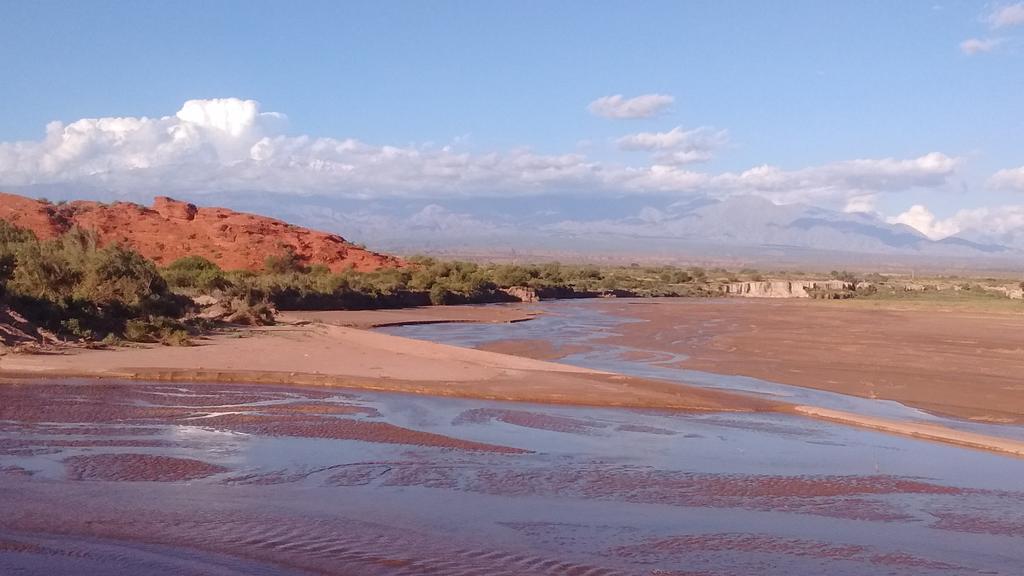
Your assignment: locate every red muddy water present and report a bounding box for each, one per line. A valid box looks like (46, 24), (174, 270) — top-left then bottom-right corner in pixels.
(1, 379), (1022, 575)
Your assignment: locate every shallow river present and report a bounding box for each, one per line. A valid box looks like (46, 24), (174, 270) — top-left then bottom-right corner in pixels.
(0, 300), (1022, 575)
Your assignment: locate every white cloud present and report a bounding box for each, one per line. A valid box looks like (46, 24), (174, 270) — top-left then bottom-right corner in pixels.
(949, 205), (1024, 236)
(0, 98), (959, 207)
(843, 194), (878, 213)
(960, 37), (1002, 54)
(989, 2), (1024, 28)
(616, 126), (727, 165)
(618, 152), (959, 205)
(587, 94), (674, 119)
(988, 166), (1024, 191)
(884, 202), (1024, 242)
(886, 205), (961, 239)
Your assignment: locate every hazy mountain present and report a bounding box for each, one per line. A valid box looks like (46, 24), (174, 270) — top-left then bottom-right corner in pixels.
(5, 187), (1018, 265)
(543, 195), (1009, 257)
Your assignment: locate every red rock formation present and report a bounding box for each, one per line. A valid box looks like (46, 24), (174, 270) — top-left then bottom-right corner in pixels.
(0, 192), (402, 272)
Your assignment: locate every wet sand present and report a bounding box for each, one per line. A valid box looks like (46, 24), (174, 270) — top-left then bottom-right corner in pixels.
(477, 338), (591, 361)
(2, 380), (1022, 574)
(600, 299), (1024, 424)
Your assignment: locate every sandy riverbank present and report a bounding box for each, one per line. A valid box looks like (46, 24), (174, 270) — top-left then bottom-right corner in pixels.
(589, 299), (1024, 425)
(0, 319), (770, 414)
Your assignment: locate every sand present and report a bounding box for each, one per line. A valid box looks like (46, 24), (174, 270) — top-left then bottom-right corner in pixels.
(0, 318), (770, 414)
(603, 299), (1024, 424)
(794, 406), (1024, 457)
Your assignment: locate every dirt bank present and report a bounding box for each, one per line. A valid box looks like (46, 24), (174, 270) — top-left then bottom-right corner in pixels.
(604, 299), (1024, 424)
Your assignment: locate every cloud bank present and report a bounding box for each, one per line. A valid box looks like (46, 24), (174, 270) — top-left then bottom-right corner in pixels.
(0, 98), (964, 210)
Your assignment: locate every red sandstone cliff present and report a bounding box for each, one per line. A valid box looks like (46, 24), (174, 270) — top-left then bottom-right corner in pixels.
(0, 192), (402, 272)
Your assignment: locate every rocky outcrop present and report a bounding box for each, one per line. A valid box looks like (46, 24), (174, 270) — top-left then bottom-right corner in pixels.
(0, 192), (402, 273)
(501, 286), (541, 303)
(983, 285), (1024, 300)
(719, 280), (852, 298)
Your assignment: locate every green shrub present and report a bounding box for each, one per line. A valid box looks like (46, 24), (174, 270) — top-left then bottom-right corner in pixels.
(124, 316), (192, 345)
(264, 248), (305, 274)
(0, 224), (187, 340)
(78, 244), (169, 307)
(429, 283), (453, 305)
(162, 256), (229, 291)
(124, 318), (155, 342)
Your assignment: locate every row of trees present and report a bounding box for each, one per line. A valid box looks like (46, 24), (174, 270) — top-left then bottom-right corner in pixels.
(159, 253), (717, 311)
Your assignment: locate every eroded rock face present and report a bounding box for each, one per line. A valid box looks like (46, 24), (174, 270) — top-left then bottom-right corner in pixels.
(719, 280), (851, 298)
(0, 192), (402, 272)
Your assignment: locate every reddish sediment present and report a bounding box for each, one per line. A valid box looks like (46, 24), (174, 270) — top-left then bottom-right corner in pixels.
(930, 511), (1024, 537)
(610, 534), (964, 570)
(193, 413), (528, 454)
(64, 454), (228, 482)
(602, 299), (1024, 424)
(476, 339), (588, 361)
(232, 402), (381, 417)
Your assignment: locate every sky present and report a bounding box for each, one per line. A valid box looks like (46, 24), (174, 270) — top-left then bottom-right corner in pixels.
(1, 0), (1023, 244)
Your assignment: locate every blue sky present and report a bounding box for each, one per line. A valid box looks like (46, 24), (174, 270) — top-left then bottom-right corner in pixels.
(2, 0), (1023, 242)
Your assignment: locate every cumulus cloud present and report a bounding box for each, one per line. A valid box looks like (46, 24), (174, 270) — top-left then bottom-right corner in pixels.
(587, 94), (674, 119)
(616, 126), (727, 165)
(885, 202), (1024, 242)
(989, 2), (1024, 28)
(0, 98), (960, 207)
(886, 205), (960, 239)
(988, 166), (1024, 191)
(960, 37), (1002, 54)
(0, 98), (605, 198)
(948, 205), (1024, 235)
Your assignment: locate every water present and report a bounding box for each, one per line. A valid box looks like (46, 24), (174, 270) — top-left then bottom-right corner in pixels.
(382, 298), (1024, 441)
(2, 308), (1023, 575)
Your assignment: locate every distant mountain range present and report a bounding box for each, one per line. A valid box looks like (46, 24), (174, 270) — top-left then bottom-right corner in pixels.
(542, 195), (1010, 257)
(3, 187), (1020, 268)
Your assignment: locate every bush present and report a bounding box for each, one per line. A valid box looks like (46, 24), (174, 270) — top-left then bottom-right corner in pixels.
(7, 240), (82, 300)
(429, 283), (453, 305)
(225, 294), (276, 325)
(78, 244), (170, 308)
(124, 317), (192, 345)
(162, 256), (229, 291)
(0, 224), (187, 340)
(264, 248), (305, 274)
